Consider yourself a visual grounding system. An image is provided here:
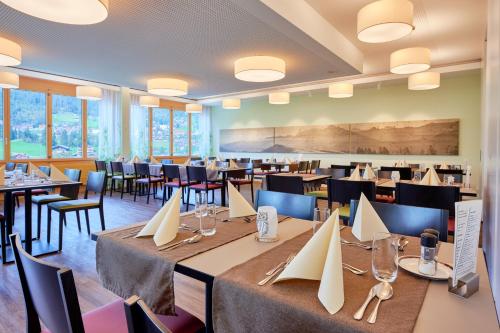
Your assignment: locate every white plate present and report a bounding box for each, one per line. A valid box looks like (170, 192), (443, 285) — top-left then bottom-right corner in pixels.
(398, 255), (453, 281)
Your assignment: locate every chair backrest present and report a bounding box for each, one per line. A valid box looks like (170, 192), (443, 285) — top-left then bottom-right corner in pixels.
(39, 166), (51, 177)
(239, 158), (251, 163)
(16, 163), (29, 173)
(162, 164), (181, 181)
(58, 169), (82, 199)
(288, 163), (298, 173)
(227, 169), (247, 180)
(255, 190), (316, 220)
(310, 160), (320, 171)
(237, 162), (254, 177)
(187, 166), (208, 183)
(350, 161), (372, 167)
(298, 161), (309, 173)
(260, 164), (271, 171)
(191, 156), (202, 161)
(5, 162), (15, 171)
(266, 175), (304, 195)
(396, 182), (460, 217)
(380, 166), (412, 180)
(64, 169), (82, 182)
(161, 159), (173, 165)
(124, 296), (171, 333)
(330, 164), (352, 177)
(315, 168), (345, 179)
(327, 178), (376, 205)
(10, 233), (84, 333)
(434, 169), (464, 183)
(251, 159), (262, 168)
(110, 161), (124, 175)
(95, 160), (107, 172)
(208, 156), (217, 161)
(408, 163), (420, 169)
(85, 171), (106, 204)
(134, 163), (151, 178)
(377, 170), (392, 179)
(348, 200), (448, 241)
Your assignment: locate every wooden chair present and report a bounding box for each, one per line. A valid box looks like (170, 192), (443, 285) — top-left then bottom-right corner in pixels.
(309, 160), (321, 173)
(161, 164), (191, 205)
(133, 163), (164, 204)
(227, 163), (254, 202)
(380, 166), (412, 180)
(255, 190), (316, 220)
(186, 166), (224, 210)
(95, 160), (112, 195)
(5, 162), (15, 171)
(395, 182), (460, 235)
(9, 233), (205, 333)
(327, 178), (376, 222)
(110, 161), (136, 199)
(47, 172), (106, 250)
(297, 161), (309, 174)
(32, 168), (81, 240)
(161, 159), (174, 165)
(349, 200), (448, 241)
(266, 175), (304, 195)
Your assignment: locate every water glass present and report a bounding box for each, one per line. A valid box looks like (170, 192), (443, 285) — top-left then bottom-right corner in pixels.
(200, 203), (217, 236)
(195, 192), (207, 218)
(312, 208), (331, 234)
(372, 232), (399, 283)
(413, 170), (422, 182)
(390, 171), (400, 182)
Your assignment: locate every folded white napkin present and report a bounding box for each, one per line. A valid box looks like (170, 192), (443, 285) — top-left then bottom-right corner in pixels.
(362, 165), (376, 180)
(49, 164), (70, 181)
(132, 155), (141, 163)
(228, 181), (257, 218)
(352, 193), (389, 242)
(0, 165), (5, 185)
(207, 161), (217, 171)
(183, 158), (191, 166)
(150, 156), (160, 164)
(349, 165), (361, 181)
(115, 154), (124, 162)
(420, 167), (440, 186)
(136, 190), (181, 246)
(275, 210), (344, 314)
(439, 162), (449, 170)
(29, 163), (48, 178)
(229, 160), (238, 169)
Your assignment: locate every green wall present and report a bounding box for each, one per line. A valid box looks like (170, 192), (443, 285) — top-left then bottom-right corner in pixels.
(210, 70), (482, 185)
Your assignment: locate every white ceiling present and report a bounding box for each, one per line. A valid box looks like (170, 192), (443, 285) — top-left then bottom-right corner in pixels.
(304, 0), (487, 74)
(0, 0), (361, 99)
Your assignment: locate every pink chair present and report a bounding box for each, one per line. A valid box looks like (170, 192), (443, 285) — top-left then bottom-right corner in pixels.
(10, 233), (205, 333)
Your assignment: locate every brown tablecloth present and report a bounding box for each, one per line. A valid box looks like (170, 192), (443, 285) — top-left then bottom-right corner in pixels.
(213, 228), (430, 333)
(96, 211), (288, 315)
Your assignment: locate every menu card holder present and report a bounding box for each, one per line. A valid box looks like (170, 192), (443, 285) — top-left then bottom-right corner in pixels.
(448, 273), (479, 298)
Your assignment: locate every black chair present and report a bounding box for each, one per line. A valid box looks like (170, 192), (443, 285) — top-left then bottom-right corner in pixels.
(327, 178), (376, 222)
(266, 175), (304, 195)
(133, 163), (164, 204)
(9, 233), (204, 333)
(349, 200), (448, 241)
(309, 160), (321, 173)
(395, 182), (460, 235)
(161, 164), (190, 205)
(315, 168), (345, 179)
(350, 162), (372, 167)
(95, 160), (112, 195)
(330, 164), (352, 177)
(38, 165), (51, 176)
(110, 161), (135, 199)
(186, 166), (224, 210)
(297, 161), (309, 174)
(255, 190), (316, 220)
(32, 168), (81, 240)
(5, 162), (15, 171)
(238, 158), (251, 163)
(434, 169), (464, 183)
(15, 163), (28, 173)
(47, 172), (106, 250)
(161, 159), (174, 165)
(227, 163), (254, 202)
(380, 166), (412, 180)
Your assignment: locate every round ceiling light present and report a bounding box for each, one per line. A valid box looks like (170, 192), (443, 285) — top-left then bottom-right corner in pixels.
(147, 78), (188, 97)
(222, 99), (240, 109)
(0, 36), (21, 66)
(329, 83), (354, 98)
(269, 92), (290, 105)
(186, 104), (202, 113)
(76, 86), (102, 101)
(408, 72), (440, 90)
(390, 47), (431, 74)
(139, 95), (159, 108)
(357, 0), (414, 43)
(234, 56), (285, 82)
(0, 0), (109, 25)
(0, 72), (19, 89)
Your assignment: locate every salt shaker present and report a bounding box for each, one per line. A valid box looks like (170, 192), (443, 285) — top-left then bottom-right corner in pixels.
(418, 233), (438, 276)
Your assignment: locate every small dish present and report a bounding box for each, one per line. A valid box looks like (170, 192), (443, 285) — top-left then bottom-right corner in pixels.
(398, 255), (453, 280)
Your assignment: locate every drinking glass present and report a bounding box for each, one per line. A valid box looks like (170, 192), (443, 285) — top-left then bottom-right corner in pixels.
(312, 208), (331, 234)
(413, 170), (422, 182)
(372, 232), (399, 283)
(200, 203), (217, 236)
(390, 171), (400, 183)
(195, 192), (207, 218)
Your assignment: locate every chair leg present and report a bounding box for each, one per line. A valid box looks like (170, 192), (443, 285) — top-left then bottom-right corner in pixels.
(84, 209), (90, 235)
(109, 179), (114, 197)
(15, 196), (20, 208)
(36, 204), (42, 240)
(121, 179), (125, 199)
(146, 184), (151, 204)
(47, 208), (52, 243)
(186, 188), (190, 211)
(162, 186), (166, 206)
(58, 212), (64, 252)
(134, 182), (138, 202)
(99, 207), (106, 231)
(76, 211), (81, 232)
(251, 182), (254, 203)
(63, 215), (67, 226)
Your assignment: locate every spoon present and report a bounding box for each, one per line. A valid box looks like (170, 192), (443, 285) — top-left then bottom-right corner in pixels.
(398, 236), (409, 251)
(367, 282), (394, 324)
(353, 283), (381, 320)
(159, 234), (202, 251)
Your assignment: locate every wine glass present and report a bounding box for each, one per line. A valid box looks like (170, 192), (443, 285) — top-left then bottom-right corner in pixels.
(372, 232), (399, 283)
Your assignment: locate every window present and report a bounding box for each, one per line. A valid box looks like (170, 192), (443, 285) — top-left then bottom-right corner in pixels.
(191, 112), (202, 156)
(0, 88), (3, 160)
(152, 108), (170, 155)
(10, 89), (47, 159)
(87, 100), (99, 158)
(173, 110), (188, 156)
(130, 102), (149, 158)
(52, 94), (82, 158)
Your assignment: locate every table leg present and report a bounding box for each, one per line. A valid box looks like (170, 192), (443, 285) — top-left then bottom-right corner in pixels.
(2, 192), (13, 264)
(24, 189), (33, 254)
(205, 279), (214, 333)
(221, 173), (227, 207)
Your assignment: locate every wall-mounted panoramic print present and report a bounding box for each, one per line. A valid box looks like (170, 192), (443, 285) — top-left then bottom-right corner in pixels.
(219, 119), (459, 155)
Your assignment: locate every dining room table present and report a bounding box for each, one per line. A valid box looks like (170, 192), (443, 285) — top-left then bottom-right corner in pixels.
(260, 161), (289, 173)
(93, 213), (498, 333)
(375, 178), (478, 197)
(0, 177), (82, 264)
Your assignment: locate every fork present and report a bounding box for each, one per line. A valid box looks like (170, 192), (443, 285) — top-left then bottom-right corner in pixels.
(258, 254), (295, 286)
(342, 263), (368, 275)
(341, 238), (372, 250)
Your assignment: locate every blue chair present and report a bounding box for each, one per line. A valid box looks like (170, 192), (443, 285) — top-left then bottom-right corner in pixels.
(348, 199), (448, 241)
(255, 190), (316, 220)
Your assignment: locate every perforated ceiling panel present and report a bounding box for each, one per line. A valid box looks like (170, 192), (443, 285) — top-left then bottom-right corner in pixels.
(0, 0), (359, 98)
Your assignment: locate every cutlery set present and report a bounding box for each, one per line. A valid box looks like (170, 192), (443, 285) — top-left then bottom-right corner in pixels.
(342, 263), (367, 275)
(354, 282), (394, 324)
(340, 238), (372, 250)
(158, 234), (203, 252)
(258, 253), (295, 286)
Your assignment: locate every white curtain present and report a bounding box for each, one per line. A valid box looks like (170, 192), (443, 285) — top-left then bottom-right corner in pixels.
(199, 106), (211, 157)
(97, 89), (121, 160)
(130, 94), (149, 159)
